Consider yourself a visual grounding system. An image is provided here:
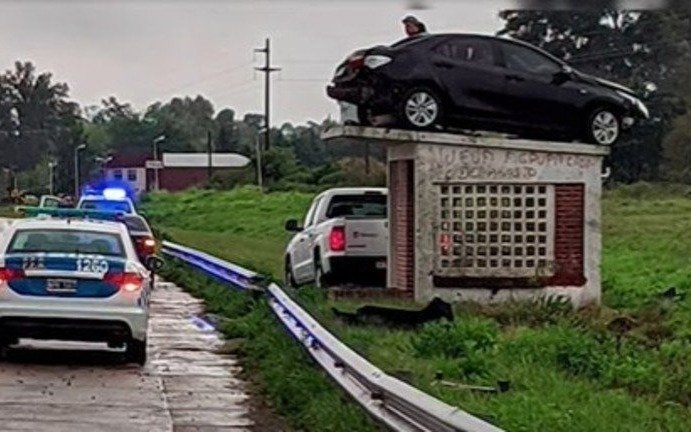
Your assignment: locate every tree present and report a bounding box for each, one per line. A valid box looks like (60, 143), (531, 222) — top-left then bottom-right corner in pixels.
(498, 9), (690, 181)
(0, 61), (82, 194)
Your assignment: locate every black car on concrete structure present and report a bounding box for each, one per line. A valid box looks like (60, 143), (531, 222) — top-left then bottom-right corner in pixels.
(326, 33), (650, 146)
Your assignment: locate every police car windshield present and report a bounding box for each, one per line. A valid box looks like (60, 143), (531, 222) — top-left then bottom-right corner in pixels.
(8, 229), (125, 257)
(79, 199), (132, 213)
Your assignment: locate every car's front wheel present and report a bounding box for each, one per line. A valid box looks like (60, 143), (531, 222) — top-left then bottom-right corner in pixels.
(126, 339), (147, 365)
(399, 88), (442, 130)
(586, 107), (621, 146)
(285, 259), (298, 289)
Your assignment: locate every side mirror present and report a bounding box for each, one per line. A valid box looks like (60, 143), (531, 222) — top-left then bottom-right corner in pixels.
(145, 255), (165, 273)
(284, 219), (302, 232)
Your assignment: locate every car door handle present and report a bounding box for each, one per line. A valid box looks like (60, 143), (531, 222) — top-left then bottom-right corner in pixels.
(506, 74), (525, 82)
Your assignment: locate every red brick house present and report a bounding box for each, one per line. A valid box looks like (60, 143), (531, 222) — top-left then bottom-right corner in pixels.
(104, 152), (250, 194)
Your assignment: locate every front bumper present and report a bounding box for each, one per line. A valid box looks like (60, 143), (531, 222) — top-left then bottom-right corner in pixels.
(0, 303), (148, 342)
(326, 84), (373, 105)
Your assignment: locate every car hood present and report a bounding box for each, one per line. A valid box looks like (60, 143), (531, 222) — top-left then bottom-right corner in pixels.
(576, 72), (636, 96)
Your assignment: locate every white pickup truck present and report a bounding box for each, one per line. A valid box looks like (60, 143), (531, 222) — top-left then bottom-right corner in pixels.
(284, 188), (388, 288)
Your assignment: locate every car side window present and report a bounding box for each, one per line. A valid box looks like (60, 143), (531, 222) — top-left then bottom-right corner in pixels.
(501, 42), (562, 75)
(433, 38), (494, 65)
(304, 197), (322, 228)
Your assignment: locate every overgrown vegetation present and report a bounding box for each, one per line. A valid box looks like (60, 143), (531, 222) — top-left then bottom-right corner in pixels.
(143, 184), (691, 431)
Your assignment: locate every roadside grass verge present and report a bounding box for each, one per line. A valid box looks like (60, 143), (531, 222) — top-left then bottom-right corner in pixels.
(0, 205), (16, 218)
(143, 185), (691, 432)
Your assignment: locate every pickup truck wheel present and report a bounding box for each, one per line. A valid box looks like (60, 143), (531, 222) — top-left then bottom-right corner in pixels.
(314, 264), (330, 289)
(285, 261), (298, 289)
(126, 339), (147, 366)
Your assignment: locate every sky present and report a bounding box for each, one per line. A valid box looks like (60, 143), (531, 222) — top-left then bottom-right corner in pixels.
(0, 0), (517, 125)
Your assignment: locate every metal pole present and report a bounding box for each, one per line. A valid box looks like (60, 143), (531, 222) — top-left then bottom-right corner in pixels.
(48, 162), (55, 195)
(153, 140), (159, 191)
(264, 38), (271, 151)
(255, 131), (263, 192)
(207, 130), (213, 183)
(74, 149), (79, 197)
(254, 38), (280, 151)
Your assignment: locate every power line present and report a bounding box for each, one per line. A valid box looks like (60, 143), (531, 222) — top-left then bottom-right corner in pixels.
(153, 60), (253, 99)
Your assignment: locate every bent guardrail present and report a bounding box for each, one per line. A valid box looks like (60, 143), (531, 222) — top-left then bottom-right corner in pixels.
(161, 240), (504, 432)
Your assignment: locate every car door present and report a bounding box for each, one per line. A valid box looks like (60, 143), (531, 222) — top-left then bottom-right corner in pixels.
(495, 40), (572, 128)
(429, 36), (509, 122)
(292, 196), (322, 283)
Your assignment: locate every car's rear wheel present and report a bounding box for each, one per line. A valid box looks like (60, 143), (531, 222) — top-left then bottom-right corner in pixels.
(126, 338), (147, 365)
(586, 107), (621, 146)
(400, 87), (442, 130)
(314, 262), (330, 289)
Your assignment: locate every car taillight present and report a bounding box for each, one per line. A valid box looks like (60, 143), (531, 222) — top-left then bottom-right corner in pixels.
(348, 54), (365, 70)
(134, 236), (156, 257)
(104, 272), (143, 292)
(0, 268), (23, 284)
(329, 226), (346, 252)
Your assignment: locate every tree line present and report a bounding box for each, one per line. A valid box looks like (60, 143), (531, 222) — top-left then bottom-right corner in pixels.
(1, 8), (689, 197)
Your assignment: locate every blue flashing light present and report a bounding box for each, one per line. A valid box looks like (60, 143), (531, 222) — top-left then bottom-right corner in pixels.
(84, 179), (137, 202)
(103, 187), (127, 201)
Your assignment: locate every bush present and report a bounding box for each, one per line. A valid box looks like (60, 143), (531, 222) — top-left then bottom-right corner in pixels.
(412, 317), (498, 359)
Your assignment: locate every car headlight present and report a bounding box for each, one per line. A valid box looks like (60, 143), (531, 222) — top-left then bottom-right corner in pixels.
(617, 90), (649, 119)
(364, 55), (392, 69)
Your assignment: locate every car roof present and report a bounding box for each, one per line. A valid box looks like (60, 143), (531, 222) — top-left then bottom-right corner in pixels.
(10, 217), (127, 234)
(412, 33), (567, 65)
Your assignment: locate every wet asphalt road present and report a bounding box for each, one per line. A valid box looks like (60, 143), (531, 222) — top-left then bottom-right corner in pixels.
(0, 281), (254, 432)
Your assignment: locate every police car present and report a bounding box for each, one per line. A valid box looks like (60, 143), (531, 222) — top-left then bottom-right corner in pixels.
(77, 187), (137, 214)
(0, 208), (162, 364)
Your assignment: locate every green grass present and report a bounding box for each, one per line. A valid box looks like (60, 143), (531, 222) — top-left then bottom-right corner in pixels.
(0, 205), (16, 218)
(143, 184), (691, 432)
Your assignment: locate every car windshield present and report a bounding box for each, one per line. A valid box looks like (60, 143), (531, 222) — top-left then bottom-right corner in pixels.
(123, 215), (152, 234)
(326, 194), (387, 218)
(8, 229), (125, 257)
(79, 200), (132, 213)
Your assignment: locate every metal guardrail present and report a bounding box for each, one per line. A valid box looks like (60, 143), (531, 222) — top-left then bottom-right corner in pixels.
(161, 240), (505, 432)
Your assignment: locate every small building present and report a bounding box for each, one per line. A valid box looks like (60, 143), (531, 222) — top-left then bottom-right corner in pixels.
(323, 126), (609, 307)
(104, 152), (250, 194)
(103, 153), (149, 196)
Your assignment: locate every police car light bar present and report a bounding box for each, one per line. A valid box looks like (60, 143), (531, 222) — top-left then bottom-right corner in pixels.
(102, 188), (127, 201)
(17, 207), (125, 221)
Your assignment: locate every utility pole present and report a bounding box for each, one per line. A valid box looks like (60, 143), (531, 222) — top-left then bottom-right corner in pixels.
(74, 144), (86, 197)
(207, 130), (213, 184)
(48, 161), (57, 195)
(255, 129), (264, 192)
(254, 38), (280, 151)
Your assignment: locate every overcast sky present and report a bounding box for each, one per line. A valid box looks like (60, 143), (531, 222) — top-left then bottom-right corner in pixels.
(0, 0), (515, 125)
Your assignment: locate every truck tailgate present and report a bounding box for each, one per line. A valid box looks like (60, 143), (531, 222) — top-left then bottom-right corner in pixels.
(344, 219), (388, 256)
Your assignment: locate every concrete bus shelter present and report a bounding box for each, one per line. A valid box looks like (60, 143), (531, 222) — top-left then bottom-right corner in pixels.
(323, 126), (609, 307)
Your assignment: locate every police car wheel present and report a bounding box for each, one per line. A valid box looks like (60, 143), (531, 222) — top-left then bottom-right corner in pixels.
(126, 339), (147, 365)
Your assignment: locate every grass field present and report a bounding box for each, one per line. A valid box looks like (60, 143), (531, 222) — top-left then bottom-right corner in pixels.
(0, 205), (16, 218)
(142, 184), (691, 432)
